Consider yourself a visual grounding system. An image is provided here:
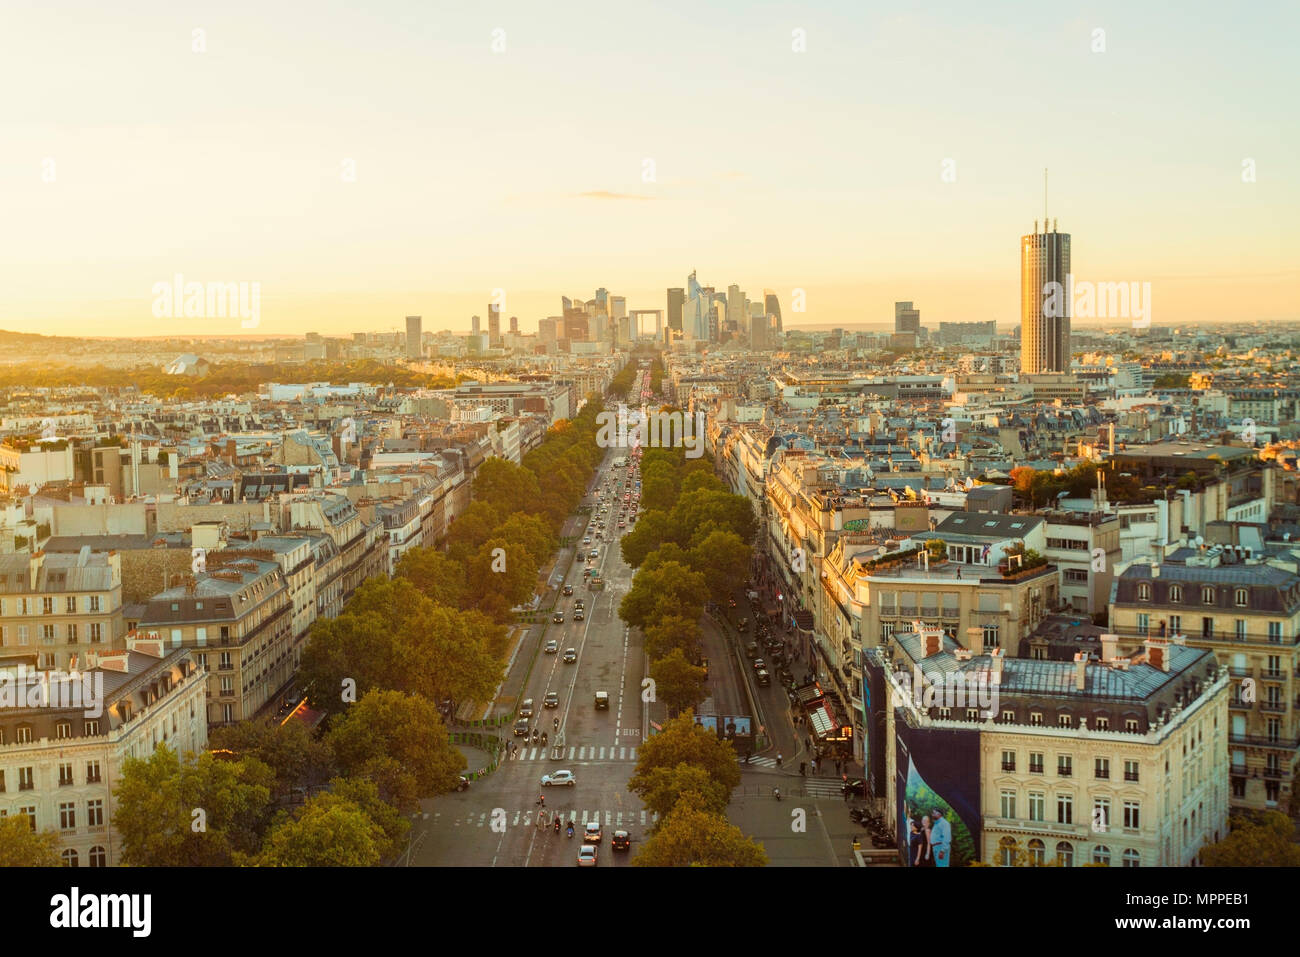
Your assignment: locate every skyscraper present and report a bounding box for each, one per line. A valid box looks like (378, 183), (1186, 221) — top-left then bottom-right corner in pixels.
(667, 287), (685, 332)
(487, 304), (501, 347)
(509, 315), (519, 334)
(405, 315), (422, 359)
(471, 315), (481, 336)
(763, 290), (782, 334)
(1020, 220), (1071, 374)
(894, 301), (921, 334)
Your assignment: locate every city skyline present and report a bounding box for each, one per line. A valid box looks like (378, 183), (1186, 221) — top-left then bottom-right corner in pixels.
(2, 0), (1296, 338)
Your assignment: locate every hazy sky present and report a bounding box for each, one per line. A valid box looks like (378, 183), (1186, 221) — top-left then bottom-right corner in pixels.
(2, 0), (1295, 338)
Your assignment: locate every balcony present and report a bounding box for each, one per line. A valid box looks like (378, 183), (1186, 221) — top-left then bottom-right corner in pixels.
(1228, 666), (1254, 677)
(1001, 762), (1016, 772)
(1263, 670), (1286, 680)
(1057, 767), (1073, 778)
(1260, 702), (1288, 714)
(1229, 733), (1299, 748)
(1230, 764), (1248, 776)
(1263, 767), (1284, 779)
(1230, 698), (1252, 711)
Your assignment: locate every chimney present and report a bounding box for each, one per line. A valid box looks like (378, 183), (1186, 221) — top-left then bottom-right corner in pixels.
(1145, 637), (1171, 672)
(967, 626), (985, 657)
(989, 646), (1004, 679)
(920, 624), (943, 658)
(1100, 633), (1118, 662)
(1074, 651), (1088, 691)
(28, 550), (45, 589)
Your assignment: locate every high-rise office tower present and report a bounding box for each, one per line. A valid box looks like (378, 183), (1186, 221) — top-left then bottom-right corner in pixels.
(727, 284), (746, 336)
(471, 315), (481, 336)
(595, 288), (609, 317)
(538, 317), (560, 344)
(488, 304), (501, 347)
(405, 316), (422, 358)
(667, 287), (685, 332)
(894, 301), (921, 334)
(509, 315), (519, 334)
(763, 290), (782, 334)
(1020, 220), (1071, 374)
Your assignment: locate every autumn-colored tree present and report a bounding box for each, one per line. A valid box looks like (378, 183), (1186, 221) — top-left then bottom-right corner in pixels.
(473, 457), (542, 517)
(635, 763), (731, 819)
(629, 712), (740, 797)
(643, 614), (703, 662)
(0, 815), (61, 866)
(688, 529), (752, 599)
(632, 791), (767, 867)
(640, 542), (691, 575)
(1201, 811), (1300, 867)
(649, 649), (708, 716)
(395, 547), (466, 609)
(466, 538), (538, 619)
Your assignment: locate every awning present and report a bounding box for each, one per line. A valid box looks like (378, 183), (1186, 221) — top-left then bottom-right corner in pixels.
(794, 683), (825, 706)
(808, 701), (836, 738)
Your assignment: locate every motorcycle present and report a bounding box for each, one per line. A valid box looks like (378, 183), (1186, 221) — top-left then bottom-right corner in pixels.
(554, 816), (561, 832)
(566, 824), (574, 838)
(541, 732), (548, 746)
(773, 788), (781, 801)
(531, 730), (539, 744)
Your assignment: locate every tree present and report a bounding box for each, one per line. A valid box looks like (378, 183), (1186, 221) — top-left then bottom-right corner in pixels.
(681, 470), (726, 496)
(669, 489), (757, 547)
(325, 690), (466, 811)
(650, 649), (708, 716)
(688, 529), (751, 599)
(324, 776), (411, 860)
(1010, 466), (1037, 502)
(257, 797), (385, 867)
(635, 763), (731, 819)
(0, 815), (61, 866)
(445, 500), (501, 562)
(640, 473), (678, 512)
(114, 749), (274, 866)
(640, 542), (691, 575)
(1201, 812), (1300, 867)
(632, 792), (767, 867)
(619, 561), (707, 630)
(620, 510), (673, 568)
(466, 538), (538, 619)
(629, 712), (740, 798)
(473, 457), (542, 517)
(491, 512), (558, 568)
(208, 717), (335, 798)
(644, 614), (703, 662)
(395, 547), (466, 609)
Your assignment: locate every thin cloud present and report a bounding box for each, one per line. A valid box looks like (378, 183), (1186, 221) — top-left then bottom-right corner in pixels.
(575, 190), (655, 201)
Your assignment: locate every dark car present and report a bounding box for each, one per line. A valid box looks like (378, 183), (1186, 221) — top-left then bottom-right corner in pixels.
(755, 669), (771, 687)
(544, 692), (559, 708)
(752, 658), (766, 672)
(562, 648), (578, 663)
(513, 718), (530, 737)
(553, 611), (565, 624)
(562, 584), (574, 596)
(842, 779), (867, 798)
(611, 830), (631, 851)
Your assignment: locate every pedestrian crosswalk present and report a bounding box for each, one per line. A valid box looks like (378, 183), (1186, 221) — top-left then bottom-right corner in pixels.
(438, 807), (660, 829)
(802, 780), (845, 798)
(504, 745), (638, 762)
(739, 756), (781, 769)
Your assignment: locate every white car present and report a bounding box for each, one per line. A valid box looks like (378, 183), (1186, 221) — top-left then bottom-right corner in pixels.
(542, 770), (576, 787)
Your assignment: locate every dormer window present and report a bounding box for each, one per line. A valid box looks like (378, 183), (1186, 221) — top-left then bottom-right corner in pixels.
(1170, 585), (1182, 602)
(1137, 584), (1150, 601)
(1235, 588), (1248, 607)
(1201, 586), (1215, 604)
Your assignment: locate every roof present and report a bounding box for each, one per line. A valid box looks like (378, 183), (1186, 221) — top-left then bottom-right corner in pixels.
(935, 511), (1044, 541)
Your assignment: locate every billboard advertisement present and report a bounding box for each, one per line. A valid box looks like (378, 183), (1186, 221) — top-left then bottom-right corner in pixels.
(894, 714), (981, 868)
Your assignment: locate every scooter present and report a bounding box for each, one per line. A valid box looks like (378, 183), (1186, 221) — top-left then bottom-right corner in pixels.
(541, 732), (548, 746)
(773, 788), (782, 801)
(566, 824), (575, 838)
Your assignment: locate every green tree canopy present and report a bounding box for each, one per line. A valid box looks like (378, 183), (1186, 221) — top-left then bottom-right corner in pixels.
(629, 712), (740, 798)
(643, 614), (703, 662)
(619, 560), (707, 630)
(1201, 811), (1300, 867)
(0, 815), (61, 866)
(395, 547), (466, 609)
(649, 648), (708, 716)
(631, 791), (767, 867)
(208, 716), (335, 798)
(257, 796), (385, 867)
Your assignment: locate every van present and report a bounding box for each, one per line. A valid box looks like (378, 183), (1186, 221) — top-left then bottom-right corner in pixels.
(594, 691), (609, 709)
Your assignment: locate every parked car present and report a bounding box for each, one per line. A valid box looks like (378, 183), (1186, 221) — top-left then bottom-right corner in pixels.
(746, 642), (759, 658)
(542, 770), (576, 787)
(544, 639), (559, 654)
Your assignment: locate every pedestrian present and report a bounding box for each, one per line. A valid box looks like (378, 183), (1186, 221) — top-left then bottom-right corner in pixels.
(799, 761), (806, 777)
(776, 753), (783, 767)
(930, 809), (952, 867)
(810, 759), (818, 775)
(843, 786), (850, 803)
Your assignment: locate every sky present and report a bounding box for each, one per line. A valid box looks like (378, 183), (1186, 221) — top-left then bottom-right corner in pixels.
(2, 0), (1296, 338)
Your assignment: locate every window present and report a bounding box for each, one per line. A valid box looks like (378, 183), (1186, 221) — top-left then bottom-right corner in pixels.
(1092, 845), (1111, 866)
(999, 836), (1017, 867)
(16, 726), (32, 744)
(1268, 621), (1283, 643)
(65, 596), (76, 614)
(66, 623), (77, 642)
(86, 760), (101, 783)
(1094, 798), (1111, 832)
(89, 846), (107, 867)
(222, 703), (234, 723)
(1058, 755), (1073, 777)
(1137, 584), (1150, 601)
(1027, 839), (1045, 865)
(1125, 718), (1139, 732)
(1030, 712), (1043, 726)
(1095, 716), (1109, 731)
(88, 596), (101, 612)
(1095, 758), (1110, 780)
(19, 806), (36, 830)
(1000, 790), (1017, 818)
(17, 626), (28, 645)
(1056, 841), (1074, 867)
(84, 720), (99, 737)
(1122, 848), (1140, 868)
(1029, 752), (1044, 774)
(58, 762), (73, 786)
(1058, 714), (1073, 728)
(1001, 750), (1016, 772)
(59, 802), (76, 830)
(1001, 710), (1015, 723)
(88, 623), (102, 642)
(1136, 613), (1150, 635)
(1202, 586), (1215, 604)
(86, 799), (103, 827)
(42, 597), (54, 615)
(1123, 801), (1141, 831)
(1058, 793), (1074, 824)
(55, 721), (71, 740)
(1028, 792), (1045, 822)
(41, 624), (56, 642)
(1169, 585), (1182, 602)
(1235, 588), (1248, 607)
(0, 770), (5, 792)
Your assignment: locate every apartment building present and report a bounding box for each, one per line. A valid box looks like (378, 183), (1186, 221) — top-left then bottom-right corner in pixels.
(137, 557), (292, 726)
(0, 638), (206, 867)
(0, 550), (125, 671)
(866, 627), (1228, 866)
(1111, 555), (1300, 814)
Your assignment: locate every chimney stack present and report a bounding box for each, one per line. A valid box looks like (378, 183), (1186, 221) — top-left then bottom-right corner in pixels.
(1074, 651), (1088, 691)
(1100, 633), (1118, 662)
(1145, 637), (1171, 672)
(989, 646), (1004, 680)
(967, 626), (985, 657)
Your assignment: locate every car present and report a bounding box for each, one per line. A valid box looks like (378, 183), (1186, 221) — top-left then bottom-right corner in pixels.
(584, 821), (602, 843)
(753, 658), (766, 672)
(582, 537), (592, 545)
(553, 612), (564, 623)
(542, 770), (576, 787)
(562, 648), (577, 663)
(544, 639), (559, 654)
(728, 597), (738, 608)
(544, 691), (559, 708)
(562, 584), (574, 596)
(594, 691), (609, 709)
(588, 549), (599, 559)
(746, 643), (759, 658)
(842, 778), (867, 798)
(574, 609), (584, 621)
(456, 775), (470, 791)
(755, 669), (771, 687)
(577, 845), (598, 867)
(519, 698), (534, 718)
(618, 521), (625, 528)
(513, 718), (530, 736)
(611, 830), (631, 851)
(574, 598), (585, 609)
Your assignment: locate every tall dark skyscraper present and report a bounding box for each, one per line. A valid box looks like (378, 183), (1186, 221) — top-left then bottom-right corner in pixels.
(894, 301), (921, 334)
(763, 290), (782, 334)
(1021, 220), (1071, 374)
(405, 315), (422, 358)
(488, 303), (501, 347)
(667, 287), (685, 332)
(509, 315), (519, 335)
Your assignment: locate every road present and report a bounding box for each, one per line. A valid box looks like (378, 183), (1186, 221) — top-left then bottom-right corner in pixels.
(414, 374), (653, 867)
